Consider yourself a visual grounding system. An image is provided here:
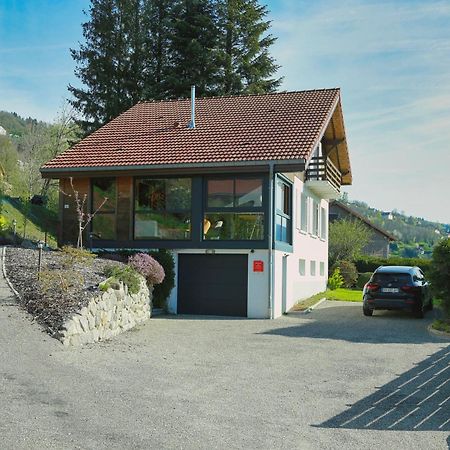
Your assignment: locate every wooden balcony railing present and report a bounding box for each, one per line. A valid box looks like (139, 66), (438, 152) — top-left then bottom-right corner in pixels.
(306, 156), (341, 193)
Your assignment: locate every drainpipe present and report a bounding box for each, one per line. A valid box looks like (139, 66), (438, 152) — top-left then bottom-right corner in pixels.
(268, 162), (275, 319)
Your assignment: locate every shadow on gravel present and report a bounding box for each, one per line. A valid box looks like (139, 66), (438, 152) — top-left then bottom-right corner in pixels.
(262, 304), (445, 344)
(315, 345), (450, 432)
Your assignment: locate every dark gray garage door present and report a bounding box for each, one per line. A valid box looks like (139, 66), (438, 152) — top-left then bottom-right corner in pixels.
(178, 254), (248, 317)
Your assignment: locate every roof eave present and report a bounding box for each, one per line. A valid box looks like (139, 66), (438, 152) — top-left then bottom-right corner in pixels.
(40, 158), (307, 179)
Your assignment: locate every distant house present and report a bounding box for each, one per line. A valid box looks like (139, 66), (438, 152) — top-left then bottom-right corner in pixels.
(381, 211), (393, 220)
(0, 125), (7, 136)
(41, 88), (352, 318)
(329, 201), (395, 258)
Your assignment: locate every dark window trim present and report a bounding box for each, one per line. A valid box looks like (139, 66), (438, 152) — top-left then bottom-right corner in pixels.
(274, 175), (293, 246)
(88, 173), (270, 249)
(202, 174), (268, 243)
(133, 175), (193, 241)
(90, 177), (118, 240)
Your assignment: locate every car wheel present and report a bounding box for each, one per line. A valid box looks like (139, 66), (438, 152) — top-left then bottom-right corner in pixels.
(363, 307), (373, 317)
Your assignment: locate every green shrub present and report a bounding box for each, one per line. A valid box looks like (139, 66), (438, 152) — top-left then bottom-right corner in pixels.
(104, 265), (141, 295)
(328, 268), (344, 290)
(332, 260), (358, 288)
(355, 256), (432, 274)
(0, 215), (7, 232)
(428, 238), (450, 318)
(356, 272), (372, 290)
(431, 319), (450, 334)
(61, 245), (96, 268)
(39, 269), (83, 294)
(148, 249), (175, 309)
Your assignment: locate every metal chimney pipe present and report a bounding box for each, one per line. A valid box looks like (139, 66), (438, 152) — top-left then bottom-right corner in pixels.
(188, 85), (195, 129)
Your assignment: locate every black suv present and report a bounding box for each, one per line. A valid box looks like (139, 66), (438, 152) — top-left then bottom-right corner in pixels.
(362, 266), (432, 318)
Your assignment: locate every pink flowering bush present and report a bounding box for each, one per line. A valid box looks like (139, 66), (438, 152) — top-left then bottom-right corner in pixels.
(128, 253), (165, 285)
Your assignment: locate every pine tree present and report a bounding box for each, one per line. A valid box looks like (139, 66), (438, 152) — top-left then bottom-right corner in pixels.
(69, 0), (282, 133)
(69, 0), (145, 134)
(142, 0), (174, 99)
(165, 0), (221, 98)
(217, 0), (282, 95)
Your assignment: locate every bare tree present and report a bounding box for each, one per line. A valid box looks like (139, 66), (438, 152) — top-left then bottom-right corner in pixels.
(41, 101), (81, 198)
(61, 178), (108, 248)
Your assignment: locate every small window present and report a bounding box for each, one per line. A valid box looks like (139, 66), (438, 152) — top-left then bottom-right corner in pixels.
(299, 259), (306, 276)
(275, 177), (292, 244)
(312, 201), (320, 236)
(300, 193), (308, 232)
(207, 178), (263, 208)
(320, 206), (327, 239)
(91, 178), (116, 240)
(310, 260), (316, 276)
(320, 262), (325, 277)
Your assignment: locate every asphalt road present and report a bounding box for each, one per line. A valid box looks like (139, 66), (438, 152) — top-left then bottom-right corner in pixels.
(1, 266), (449, 449)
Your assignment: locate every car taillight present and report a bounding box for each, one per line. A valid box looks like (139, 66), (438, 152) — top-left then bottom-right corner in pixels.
(366, 283), (379, 291)
(401, 285), (420, 295)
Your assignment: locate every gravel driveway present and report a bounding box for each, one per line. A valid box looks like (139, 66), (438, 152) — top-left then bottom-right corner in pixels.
(1, 274), (449, 450)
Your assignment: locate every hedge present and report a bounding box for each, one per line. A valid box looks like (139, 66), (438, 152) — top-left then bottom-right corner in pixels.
(355, 256), (432, 274)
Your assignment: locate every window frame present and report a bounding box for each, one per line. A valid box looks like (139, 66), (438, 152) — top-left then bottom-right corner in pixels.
(299, 259), (306, 276)
(312, 200), (320, 237)
(202, 174), (267, 242)
(300, 192), (308, 233)
(90, 177), (117, 240)
(133, 176), (193, 241)
(320, 261), (325, 277)
(275, 175), (293, 245)
(320, 206), (327, 240)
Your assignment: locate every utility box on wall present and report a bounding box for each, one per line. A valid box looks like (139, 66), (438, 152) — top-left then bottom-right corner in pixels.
(253, 260), (264, 272)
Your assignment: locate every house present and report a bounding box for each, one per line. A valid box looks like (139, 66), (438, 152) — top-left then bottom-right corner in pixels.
(329, 200), (396, 258)
(41, 88), (352, 319)
(381, 211), (394, 220)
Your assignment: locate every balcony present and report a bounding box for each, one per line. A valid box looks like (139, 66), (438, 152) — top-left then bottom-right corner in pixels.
(305, 156), (341, 199)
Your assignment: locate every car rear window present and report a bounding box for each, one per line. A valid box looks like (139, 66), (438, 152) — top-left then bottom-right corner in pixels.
(372, 273), (412, 285)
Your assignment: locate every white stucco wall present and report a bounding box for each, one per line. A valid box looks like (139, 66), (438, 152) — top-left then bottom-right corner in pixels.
(272, 175), (329, 318)
(168, 249), (270, 319)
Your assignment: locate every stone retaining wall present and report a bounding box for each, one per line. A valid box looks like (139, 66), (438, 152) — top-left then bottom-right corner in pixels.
(60, 277), (152, 346)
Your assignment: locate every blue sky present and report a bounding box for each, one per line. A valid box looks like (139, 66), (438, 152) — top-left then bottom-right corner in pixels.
(1, 0), (449, 223)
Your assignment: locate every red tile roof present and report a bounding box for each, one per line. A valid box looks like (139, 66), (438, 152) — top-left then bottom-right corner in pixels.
(42, 89), (342, 172)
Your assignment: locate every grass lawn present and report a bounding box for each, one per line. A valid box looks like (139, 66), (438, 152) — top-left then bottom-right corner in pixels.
(1, 198), (58, 248)
(291, 288), (363, 311)
(326, 288), (363, 302)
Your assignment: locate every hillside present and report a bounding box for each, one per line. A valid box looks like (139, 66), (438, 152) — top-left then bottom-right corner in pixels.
(0, 197), (58, 248)
(0, 111), (41, 137)
(341, 197), (449, 258)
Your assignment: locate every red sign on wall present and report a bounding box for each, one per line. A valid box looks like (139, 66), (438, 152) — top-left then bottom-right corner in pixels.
(253, 260), (264, 272)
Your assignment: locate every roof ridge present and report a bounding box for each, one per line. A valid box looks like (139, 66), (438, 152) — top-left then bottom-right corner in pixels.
(136, 88), (341, 105)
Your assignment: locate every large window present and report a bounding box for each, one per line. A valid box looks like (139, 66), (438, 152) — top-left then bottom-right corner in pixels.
(91, 178), (116, 240)
(134, 178), (191, 240)
(275, 177), (292, 243)
(204, 177), (264, 240)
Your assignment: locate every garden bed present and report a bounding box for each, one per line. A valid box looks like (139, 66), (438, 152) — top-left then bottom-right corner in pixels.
(4, 246), (123, 335)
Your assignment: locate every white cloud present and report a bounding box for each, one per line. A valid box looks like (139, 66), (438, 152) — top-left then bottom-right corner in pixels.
(269, 0), (450, 223)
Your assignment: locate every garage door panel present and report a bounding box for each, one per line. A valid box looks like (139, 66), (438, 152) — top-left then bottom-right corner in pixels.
(178, 254), (248, 317)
